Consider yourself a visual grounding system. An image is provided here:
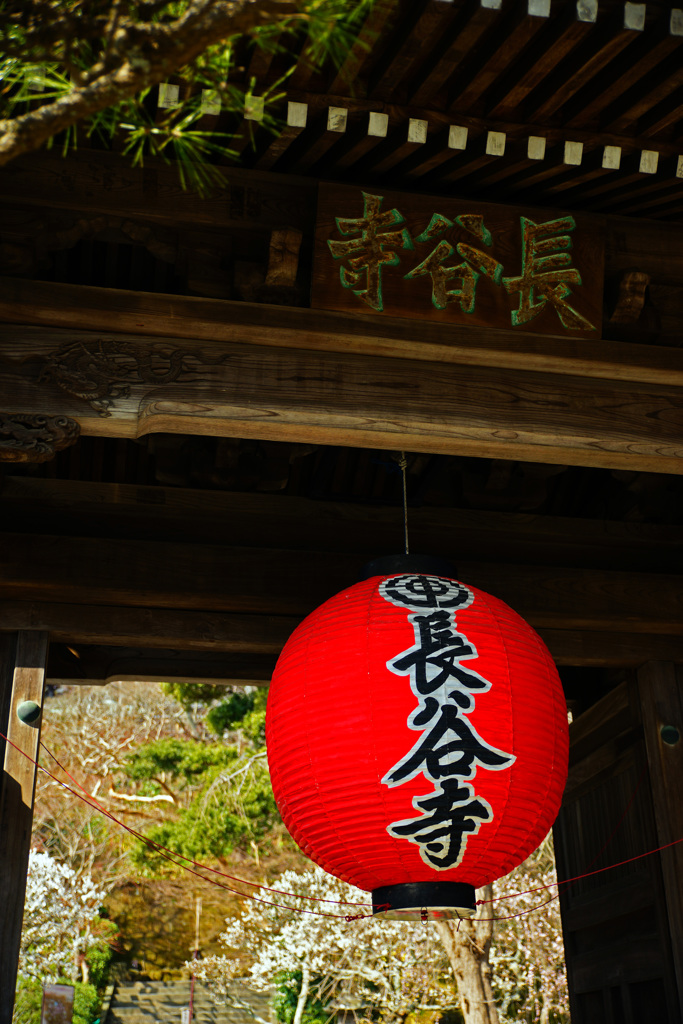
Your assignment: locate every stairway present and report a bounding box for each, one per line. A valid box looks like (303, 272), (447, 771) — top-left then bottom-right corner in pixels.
(107, 979), (272, 1024)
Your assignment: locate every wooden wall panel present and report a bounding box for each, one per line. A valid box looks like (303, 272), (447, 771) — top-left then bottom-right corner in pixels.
(637, 662), (683, 1012)
(554, 676), (681, 1022)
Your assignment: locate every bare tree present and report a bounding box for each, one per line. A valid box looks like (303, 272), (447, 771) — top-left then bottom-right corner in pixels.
(34, 682), (193, 886)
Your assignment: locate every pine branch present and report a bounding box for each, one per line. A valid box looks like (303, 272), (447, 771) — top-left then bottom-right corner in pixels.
(0, 0), (303, 166)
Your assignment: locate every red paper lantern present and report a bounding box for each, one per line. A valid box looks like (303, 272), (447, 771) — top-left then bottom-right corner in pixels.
(266, 562), (568, 919)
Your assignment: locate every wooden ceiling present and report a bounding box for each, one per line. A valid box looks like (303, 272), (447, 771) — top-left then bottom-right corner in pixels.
(219, 0), (683, 221)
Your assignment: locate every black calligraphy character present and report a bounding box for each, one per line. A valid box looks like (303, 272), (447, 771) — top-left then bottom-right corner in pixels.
(383, 705), (515, 787)
(389, 610), (488, 701)
(379, 573), (515, 870)
(387, 780), (494, 869)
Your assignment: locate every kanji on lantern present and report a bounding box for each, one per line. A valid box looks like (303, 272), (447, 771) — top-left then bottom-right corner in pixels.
(380, 575), (515, 870)
(266, 567), (569, 919)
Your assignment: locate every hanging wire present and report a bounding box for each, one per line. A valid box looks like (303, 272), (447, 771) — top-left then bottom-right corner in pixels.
(399, 451), (409, 555)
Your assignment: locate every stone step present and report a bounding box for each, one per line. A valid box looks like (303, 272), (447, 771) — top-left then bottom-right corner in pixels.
(108, 980), (272, 1024)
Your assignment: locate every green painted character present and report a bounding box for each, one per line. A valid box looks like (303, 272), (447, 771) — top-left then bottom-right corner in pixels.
(404, 213), (502, 313)
(503, 216), (595, 330)
(327, 192), (413, 311)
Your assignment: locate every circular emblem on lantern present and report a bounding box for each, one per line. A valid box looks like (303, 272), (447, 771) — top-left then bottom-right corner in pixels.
(266, 561), (568, 919)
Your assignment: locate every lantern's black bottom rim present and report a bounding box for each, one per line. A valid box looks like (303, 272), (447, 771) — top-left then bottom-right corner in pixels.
(371, 882), (477, 920)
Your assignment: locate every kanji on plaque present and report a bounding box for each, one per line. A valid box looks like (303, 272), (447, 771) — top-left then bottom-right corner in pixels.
(503, 216), (594, 330)
(327, 192), (413, 311)
(405, 212), (503, 313)
(313, 184), (603, 339)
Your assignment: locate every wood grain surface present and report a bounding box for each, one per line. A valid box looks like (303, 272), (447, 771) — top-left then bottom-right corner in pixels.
(2, 323), (683, 474)
(3, 279), (683, 386)
(2, 532), (683, 634)
(313, 182), (604, 337)
(0, 632), (48, 1020)
(3, 476), (682, 572)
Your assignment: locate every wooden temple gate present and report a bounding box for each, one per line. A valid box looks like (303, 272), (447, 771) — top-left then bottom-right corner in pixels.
(2, 1), (683, 1021)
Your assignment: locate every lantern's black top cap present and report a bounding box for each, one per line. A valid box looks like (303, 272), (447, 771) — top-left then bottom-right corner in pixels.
(360, 554), (456, 581)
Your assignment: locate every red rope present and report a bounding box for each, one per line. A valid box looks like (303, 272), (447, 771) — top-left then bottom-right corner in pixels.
(0, 730), (379, 920)
(37, 738), (376, 910)
(3, 730), (675, 926)
(476, 893), (560, 923)
(477, 762), (653, 912)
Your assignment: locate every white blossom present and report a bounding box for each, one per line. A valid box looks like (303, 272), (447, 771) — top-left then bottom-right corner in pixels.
(489, 849), (569, 1024)
(19, 851), (108, 984)
(190, 866), (455, 1024)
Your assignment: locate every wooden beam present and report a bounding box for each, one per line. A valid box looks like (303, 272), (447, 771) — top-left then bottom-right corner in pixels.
(538, 630), (683, 668)
(2, 322), (683, 474)
(0, 632), (48, 1024)
(0, 151), (317, 233)
(0, 635), (15, 816)
(3, 533), (683, 635)
(3, 602), (683, 669)
(0, 601), (299, 654)
(4, 278), (683, 389)
(47, 646), (278, 686)
(3, 477), (683, 575)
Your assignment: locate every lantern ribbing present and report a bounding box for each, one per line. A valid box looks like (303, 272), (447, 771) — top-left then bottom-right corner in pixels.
(266, 572), (569, 920)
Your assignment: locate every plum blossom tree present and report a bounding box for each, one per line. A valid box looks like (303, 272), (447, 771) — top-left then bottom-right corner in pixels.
(189, 866), (458, 1024)
(433, 890), (499, 1024)
(191, 850), (569, 1024)
(19, 851), (109, 986)
(488, 843), (569, 1024)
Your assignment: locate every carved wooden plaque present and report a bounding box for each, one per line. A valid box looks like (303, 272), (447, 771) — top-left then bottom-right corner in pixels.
(312, 183), (604, 339)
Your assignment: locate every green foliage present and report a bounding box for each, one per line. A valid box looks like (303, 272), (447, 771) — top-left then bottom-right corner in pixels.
(206, 691), (256, 733)
(12, 978), (41, 1024)
(85, 941), (114, 990)
(124, 737), (237, 786)
(73, 982), (101, 1024)
(0, 0), (377, 191)
(206, 688), (267, 744)
(273, 970), (328, 1024)
(13, 979), (100, 1024)
(161, 681), (230, 710)
(123, 737), (277, 872)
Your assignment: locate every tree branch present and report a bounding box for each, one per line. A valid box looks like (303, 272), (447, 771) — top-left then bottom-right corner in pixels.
(107, 787), (175, 803)
(0, 0), (302, 166)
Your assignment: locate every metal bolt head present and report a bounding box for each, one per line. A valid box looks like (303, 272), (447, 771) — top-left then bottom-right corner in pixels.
(660, 724), (680, 746)
(17, 700), (41, 725)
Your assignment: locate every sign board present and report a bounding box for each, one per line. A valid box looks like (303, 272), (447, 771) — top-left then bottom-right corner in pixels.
(41, 984), (75, 1024)
(181, 1008), (191, 1024)
(313, 184), (604, 339)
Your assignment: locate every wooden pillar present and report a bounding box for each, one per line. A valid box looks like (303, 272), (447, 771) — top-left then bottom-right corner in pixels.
(0, 631), (49, 1024)
(637, 661), (683, 1013)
